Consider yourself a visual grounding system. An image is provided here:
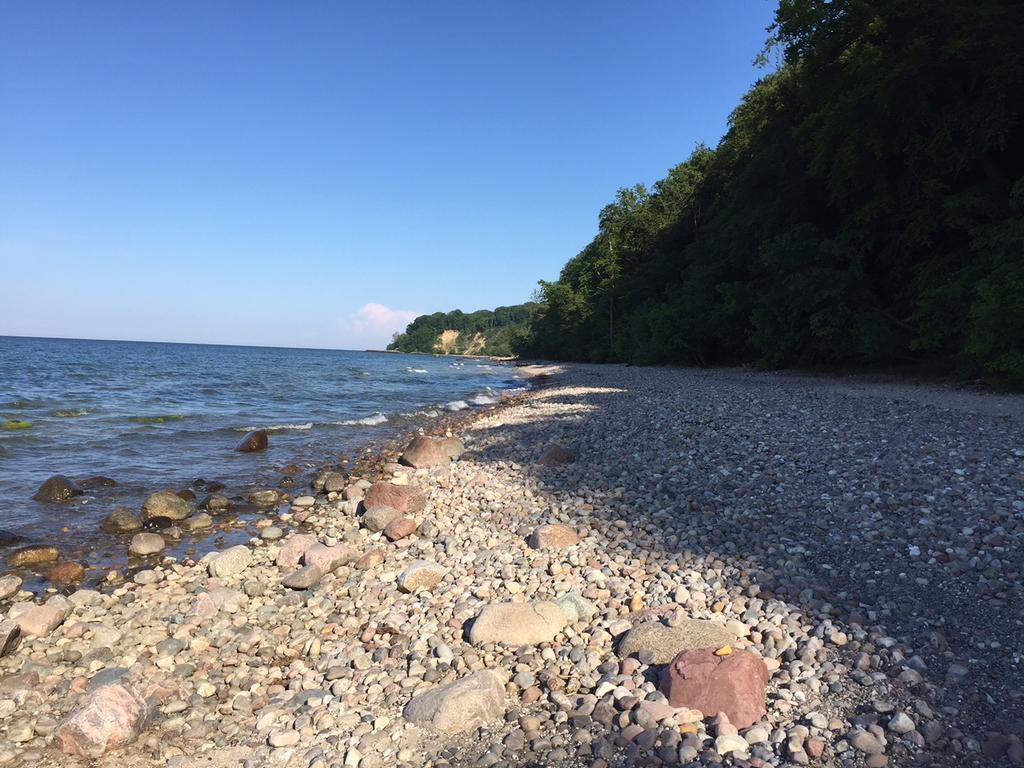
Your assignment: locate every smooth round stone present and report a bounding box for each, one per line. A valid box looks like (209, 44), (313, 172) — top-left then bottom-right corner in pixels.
(261, 526), (284, 541)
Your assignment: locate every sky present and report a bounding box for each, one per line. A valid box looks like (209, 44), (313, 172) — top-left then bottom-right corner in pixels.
(0, 1), (777, 349)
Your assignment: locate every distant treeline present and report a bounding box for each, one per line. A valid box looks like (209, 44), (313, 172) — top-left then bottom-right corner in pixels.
(388, 305), (534, 357)
(511, 0), (1024, 384)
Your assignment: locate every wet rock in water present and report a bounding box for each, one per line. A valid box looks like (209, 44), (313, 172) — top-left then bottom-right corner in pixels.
(0, 574), (23, 599)
(363, 505), (402, 532)
(661, 649), (768, 730)
(142, 516), (172, 531)
(101, 506), (142, 533)
(8, 545), (59, 567)
(129, 532), (165, 556)
(280, 464), (301, 476)
(400, 435), (453, 469)
(176, 488), (196, 502)
(199, 493), (231, 512)
(235, 429), (268, 452)
(528, 523), (579, 549)
(403, 670), (506, 734)
(0, 619), (20, 657)
(397, 560), (447, 593)
(247, 489), (280, 507)
(47, 561), (86, 585)
(619, 619), (736, 664)
(141, 490), (193, 521)
(0, 529), (26, 547)
(384, 517), (418, 541)
(78, 476), (117, 489)
(469, 601), (567, 646)
(538, 444), (575, 466)
(282, 564), (322, 590)
(180, 512), (213, 531)
(276, 534), (319, 568)
(303, 543), (356, 573)
(208, 545), (252, 577)
(55, 683), (149, 758)
(32, 475), (82, 503)
(363, 482), (425, 515)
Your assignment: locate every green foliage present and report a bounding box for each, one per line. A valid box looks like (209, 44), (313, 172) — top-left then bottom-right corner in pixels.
(513, 0), (1024, 384)
(388, 304), (535, 357)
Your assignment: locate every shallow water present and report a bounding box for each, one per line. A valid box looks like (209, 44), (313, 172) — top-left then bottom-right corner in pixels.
(0, 336), (521, 579)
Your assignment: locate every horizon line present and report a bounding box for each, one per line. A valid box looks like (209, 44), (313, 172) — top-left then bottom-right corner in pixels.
(0, 333), (391, 354)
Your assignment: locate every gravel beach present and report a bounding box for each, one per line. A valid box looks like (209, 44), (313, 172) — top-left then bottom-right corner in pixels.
(1, 363), (1021, 767)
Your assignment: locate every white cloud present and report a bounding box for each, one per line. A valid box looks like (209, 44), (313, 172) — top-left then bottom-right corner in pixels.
(342, 302), (419, 349)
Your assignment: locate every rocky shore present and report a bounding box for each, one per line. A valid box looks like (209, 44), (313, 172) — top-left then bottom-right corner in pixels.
(0, 364), (1022, 767)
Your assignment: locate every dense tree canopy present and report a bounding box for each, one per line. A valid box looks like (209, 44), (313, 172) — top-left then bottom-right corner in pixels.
(388, 304), (534, 356)
(514, 0), (1024, 384)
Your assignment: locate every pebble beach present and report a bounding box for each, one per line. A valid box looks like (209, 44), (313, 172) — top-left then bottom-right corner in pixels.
(1, 363), (1022, 768)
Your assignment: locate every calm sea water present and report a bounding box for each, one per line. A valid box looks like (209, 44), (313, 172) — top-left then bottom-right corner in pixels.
(0, 336), (521, 579)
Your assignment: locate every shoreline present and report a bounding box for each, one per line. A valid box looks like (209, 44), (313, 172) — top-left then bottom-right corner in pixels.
(0, 363), (1020, 767)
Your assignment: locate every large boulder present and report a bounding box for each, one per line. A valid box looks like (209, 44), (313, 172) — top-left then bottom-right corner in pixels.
(303, 543), (356, 573)
(55, 683), (150, 757)
(399, 435), (452, 469)
(528, 523), (579, 549)
(312, 471), (346, 494)
(129, 533), (165, 556)
(8, 545), (59, 567)
(141, 491), (193, 521)
(469, 602), (567, 646)
(276, 534), (319, 568)
(32, 475), (82, 503)
(235, 429), (268, 452)
(619, 619), (736, 664)
(14, 603), (68, 637)
(362, 505), (402, 532)
(363, 482), (425, 515)
(403, 670), (505, 734)
(661, 649), (768, 729)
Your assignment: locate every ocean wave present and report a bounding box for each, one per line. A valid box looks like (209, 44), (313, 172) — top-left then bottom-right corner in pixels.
(128, 414), (186, 424)
(53, 409), (89, 417)
(333, 412), (388, 426)
(406, 367), (428, 374)
(445, 400), (469, 411)
(469, 394), (499, 406)
(237, 422), (313, 432)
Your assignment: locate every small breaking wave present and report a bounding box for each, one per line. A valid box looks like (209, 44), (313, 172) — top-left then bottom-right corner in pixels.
(334, 412), (388, 426)
(53, 409), (89, 418)
(405, 367), (428, 374)
(237, 422), (313, 432)
(445, 400), (469, 412)
(469, 394), (499, 406)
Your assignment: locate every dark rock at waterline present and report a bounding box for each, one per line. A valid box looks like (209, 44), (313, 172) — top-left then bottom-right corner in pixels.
(279, 476), (295, 488)
(141, 490), (193, 521)
(176, 489), (196, 502)
(281, 464), (302, 476)
(191, 479), (226, 493)
(78, 476), (118, 489)
(0, 530), (27, 547)
(199, 493), (231, 513)
(32, 475), (83, 503)
(143, 516), (172, 531)
(235, 429), (268, 452)
(101, 507), (143, 534)
(9, 545), (60, 567)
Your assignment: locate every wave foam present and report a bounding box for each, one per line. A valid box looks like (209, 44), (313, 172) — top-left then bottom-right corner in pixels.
(238, 423), (313, 432)
(445, 400), (469, 412)
(334, 412), (388, 427)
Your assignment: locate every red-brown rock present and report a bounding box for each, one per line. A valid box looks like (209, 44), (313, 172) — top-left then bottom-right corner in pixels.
(47, 561), (86, 585)
(363, 482), (425, 515)
(235, 429), (268, 452)
(303, 543), (356, 573)
(538, 444), (575, 466)
(355, 548), (385, 570)
(399, 435), (451, 469)
(384, 517), (418, 541)
(661, 649), (768, 729)
(528, 523), (579, 549)
(55, 683), (149, 757)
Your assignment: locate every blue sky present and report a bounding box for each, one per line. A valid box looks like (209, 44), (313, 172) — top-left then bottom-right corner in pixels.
(1, 1), (776, 349)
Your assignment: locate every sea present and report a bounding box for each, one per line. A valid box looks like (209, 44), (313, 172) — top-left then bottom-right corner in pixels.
(0, 336), (523, 585)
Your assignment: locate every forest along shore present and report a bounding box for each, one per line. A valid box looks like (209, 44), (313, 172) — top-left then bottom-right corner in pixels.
(0, 364), (1022, 768)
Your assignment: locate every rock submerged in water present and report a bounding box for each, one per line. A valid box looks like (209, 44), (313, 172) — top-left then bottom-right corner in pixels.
(47, 561), (86, 584)
(469, 601), (568, 646)
(141, 490), (193, 521)
(55, 683), (149, 758)
(235, 429), (268, 452)
(32, 475), (82, 503)
(78, 475), (117, 489)
(101, 506), (142, 533)
(8, 544), (60, 567)
(403, 670), (506, 734)
(618, 619), (736, 664)
(661, 648), (768, 730)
